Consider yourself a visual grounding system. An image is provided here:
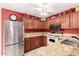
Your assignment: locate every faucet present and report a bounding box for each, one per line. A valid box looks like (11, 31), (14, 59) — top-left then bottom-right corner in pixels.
(71, 36), (79, 40)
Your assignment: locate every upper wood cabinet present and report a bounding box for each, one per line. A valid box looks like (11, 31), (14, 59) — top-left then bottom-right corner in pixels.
(23, 16), (29, 29)
(23, 16), (44, 29)
(45, 17), (61, 29)
(23, 16), (34, 29)
(61, 14), (70, 29)
(33, 19), (39, 29)
(23, 15), (47, 29)
(38, 21), (44, 29)
(38, 21), (42, 29)
(45, 19), (49, 29)
(54, 16), (61, 25)
(70, 12), (79, 29)
(41, 21), (46, 29)
(23, 12), (79, 30)
(28, 18), (34, 29)
(45, 18), (55, 29)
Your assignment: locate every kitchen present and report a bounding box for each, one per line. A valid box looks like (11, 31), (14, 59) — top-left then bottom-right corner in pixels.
(1, 3), (79, 56)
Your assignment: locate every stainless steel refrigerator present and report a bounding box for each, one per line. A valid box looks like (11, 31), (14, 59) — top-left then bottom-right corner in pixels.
(3, 20), (24, 56)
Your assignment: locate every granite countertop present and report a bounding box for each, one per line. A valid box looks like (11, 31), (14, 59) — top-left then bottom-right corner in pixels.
(24, 32), (48, 38)
(36, 42), (79, 56)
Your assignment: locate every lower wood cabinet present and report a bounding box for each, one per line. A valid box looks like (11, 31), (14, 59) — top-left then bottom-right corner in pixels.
(24, 38), (31, 52)
(24, 36), (47, 53)
(35, 37), (41, 48)
(30, 38), (37, 49)
(42, 36), (47, 46)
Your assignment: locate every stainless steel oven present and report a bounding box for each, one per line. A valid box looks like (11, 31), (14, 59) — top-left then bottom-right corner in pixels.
(48, 33), (62, 43)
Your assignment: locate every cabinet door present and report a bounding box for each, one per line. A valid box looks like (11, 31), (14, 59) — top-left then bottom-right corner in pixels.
(30, 36), (43, 49)
(30, 37), (37, 49)
(23, 16), (29, 29)
(70, 12), (79, 28)
(54, 16), (61, 25)
(41, 21), (46, 29)
(38, 20), (41, 29)
(28, 19), (34, 29)
(77, 12), (79, 28)
(42, 36), (47, 46)
(61, 14), (70, 29)
(35, 37), (40, 48)
(36, 36), (43, 47)
(33, 19), (39, 29)
(45, 17), (61, 29)
(24, 38), (31, 52)
(44, 20), (48, 29)
(38, 21), (44, 29)
(30, 37), (42, 49)
(38, 36), (43, 46)
(46, 18), (55, 29)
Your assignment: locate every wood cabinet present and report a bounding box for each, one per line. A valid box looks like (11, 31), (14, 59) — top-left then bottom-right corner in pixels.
(45, 12), (79, 29)
(35, 37), (43, 47)
(24, 38), (31, 52)
(61, 14), (70, 29)
(70, 12), (79, 28)
(23, 16), (29, 29)
(23, 12), (79, 30)
(23, 16), (34, 29)
(38, 21), (42, 29)
(45, 18), (55, 29)
(45, 16), (61, 29)
(28, 18), (34, 29)
(42, 36), (47, 46)
(45, 20), (49, 29)
(24, 36), (47, 53)
(23, 16), (44, 29)
(41, 21), (46, 29)
(54, 16), (61, 25)
(33, 19), (39, 29)
(30, 37), (37, 49)
(23, 16), (57, 29)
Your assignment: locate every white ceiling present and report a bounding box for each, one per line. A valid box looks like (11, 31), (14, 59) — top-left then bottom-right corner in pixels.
(0, 3), (79, 18)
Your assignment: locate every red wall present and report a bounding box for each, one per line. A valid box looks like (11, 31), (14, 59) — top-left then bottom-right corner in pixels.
(62, 29), (79, 34)
(2, 8), (23, 21)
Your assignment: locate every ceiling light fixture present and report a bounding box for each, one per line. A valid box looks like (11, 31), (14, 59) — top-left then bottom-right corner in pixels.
(41, 18), (46, 21)
(40, 3), (48, 21)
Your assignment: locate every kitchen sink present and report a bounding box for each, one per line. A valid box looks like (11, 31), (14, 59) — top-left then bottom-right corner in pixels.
(61, 39), (79, 47)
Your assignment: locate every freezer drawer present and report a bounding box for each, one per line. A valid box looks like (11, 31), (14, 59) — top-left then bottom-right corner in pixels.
(4, 43), (24, 56)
